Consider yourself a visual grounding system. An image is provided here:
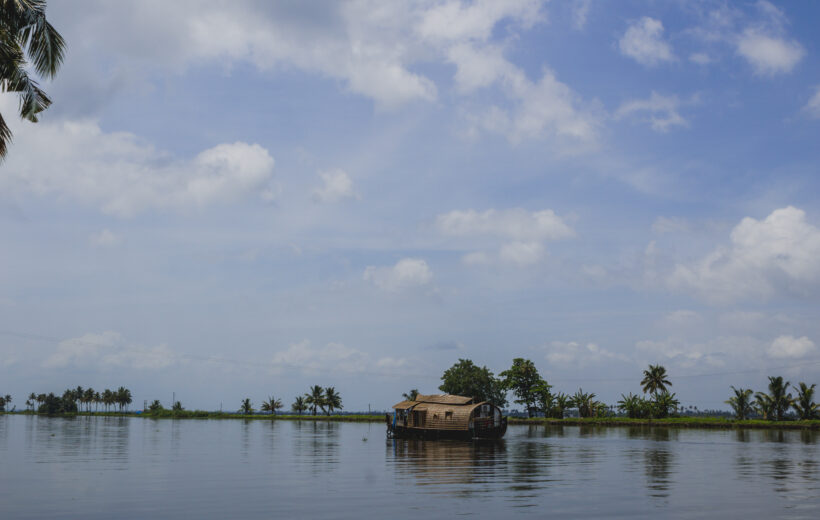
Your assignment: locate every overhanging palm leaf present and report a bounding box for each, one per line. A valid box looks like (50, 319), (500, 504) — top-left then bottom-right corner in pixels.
(0, 0), (65, 158)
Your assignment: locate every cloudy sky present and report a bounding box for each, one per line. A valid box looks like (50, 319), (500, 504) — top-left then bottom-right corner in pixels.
(2, 0), (820, 412)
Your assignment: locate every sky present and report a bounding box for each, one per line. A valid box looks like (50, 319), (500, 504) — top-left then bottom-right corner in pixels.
(1, 0), (820, 412)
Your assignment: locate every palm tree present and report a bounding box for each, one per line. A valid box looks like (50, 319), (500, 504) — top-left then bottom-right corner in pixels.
(653, 391), (679, 418)
(553, 392), (572, 419)
(260, 396), (283, 415)
(83, 388), (95, 412)
(28, 392), (37, 411)
(641, 364), (671, 396)
(75, 386), (83, 410)
(764, 376), (793, 421)
(792, 382), (819, 420)
(754, 392), (774, 420)
(0, 0), (66, 159)
(172, 400), (183, 412)
(324, 387), (342, 416)
(115, 387), (131, 412)
(725, 386), (754, 420)
(240, 398), (253, 415)
(305, 385), (325, 416)
(292, 396), (307, 415)
(402, 389), (419, 401)
(102, 389), (113, 412)
(572, 388), (596, 418)
(148, 399), (163, 412)
(94, 391), (101, 412)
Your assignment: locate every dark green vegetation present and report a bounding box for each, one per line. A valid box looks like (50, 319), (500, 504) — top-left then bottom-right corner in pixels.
(14, 386), (133, 415)
(0, 0), (65, 158)
(434, 358), (819, 424)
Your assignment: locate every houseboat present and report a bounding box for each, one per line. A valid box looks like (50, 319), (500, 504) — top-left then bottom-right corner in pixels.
(387, 394), (507, 440)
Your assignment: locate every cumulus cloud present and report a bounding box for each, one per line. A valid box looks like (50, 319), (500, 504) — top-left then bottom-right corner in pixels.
(618, 17), (674, 66)
(571, 0), (591, 30)
(616, 92), (689, 132)
(437, 208), (573, 241)
(736, 28), (804, 75)
(44, 331), (175, 370)
(269, 339), (408, 375)
(313, 169), (357, 202)
(437, 208), (573, 265)
(363, 258), (433, 291)
(768, 335), (816, 359)
(541, 341), (628, 367)
(0, 110), (276, 217)
(668, 206), (820, 303)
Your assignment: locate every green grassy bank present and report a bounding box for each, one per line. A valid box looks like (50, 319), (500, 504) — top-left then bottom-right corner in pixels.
(2, 410), (386, 422)
(507, 416), (820, 430)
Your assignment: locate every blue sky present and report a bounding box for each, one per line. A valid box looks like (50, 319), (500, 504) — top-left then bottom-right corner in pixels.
(2, 0), (820, 412)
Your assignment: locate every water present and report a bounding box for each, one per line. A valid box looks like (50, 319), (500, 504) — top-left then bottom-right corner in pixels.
(1, 416), (818, 519)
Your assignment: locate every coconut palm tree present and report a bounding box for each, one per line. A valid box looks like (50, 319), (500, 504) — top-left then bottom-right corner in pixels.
(94, 391), (101, 412)
(402, 389), (419, 401)
(292, 396), (307, 415)
(115, 387), (131, 412)
(305, 385), (325, 416)
(260, 396), (283, 415)
(324, 387), (342, 416)
(653, 391), (679, 418)
(754, 392), (774, 420)
(641, 364), (672, 396)
(572, 388), (596, 418)
(28, 392), (37, 410)
(762, 376), (793, 421)
(792, 382), (819, 420)
(172, 400), (183, 411)
(240, 398), (253, 415)
(726, 386), (754, 420)
(83, 388), (95, 412)
(0, 0), (66, 159)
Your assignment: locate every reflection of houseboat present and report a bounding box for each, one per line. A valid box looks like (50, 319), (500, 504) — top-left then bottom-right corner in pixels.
(387, 394), (507, 440)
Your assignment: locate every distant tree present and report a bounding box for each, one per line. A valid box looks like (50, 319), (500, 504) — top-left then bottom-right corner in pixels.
(552, 393), (572, 419)
(172, 401), (183, 412)
(0, 0), (67, 159)
(324, 387), (342, 416)
(653, 391), (679, 418)
(762, 376), (792, 421)
(260, 396), (283, 415)
(305, 385), (326, 416)
(83, 388), (95, 412)
(754, 392), (774, 420)
(572, 388), (596, 418)
(240, 398), (253, 415)
(102, 389), (114, 412)
(725, 386), (754, 420)
(641, 364), (671, 396)
(0, 394), (10, 412)
(29, 392), (37, 411)
(292, 396), (307, 415)
(402, 389), (419, 401)
(94, 391), (101, 412)
(439, 358), (507, 408)
(533, 380), (554, 417)
(116, 387), (132, 412)
(618, 393), (651, 419)
(149, 400), (164, 412)
(500, 358), (542, 418)
(792, 382), (819, 420)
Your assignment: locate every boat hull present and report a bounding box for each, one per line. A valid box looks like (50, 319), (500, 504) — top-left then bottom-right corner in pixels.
(387, 417), (507, 440)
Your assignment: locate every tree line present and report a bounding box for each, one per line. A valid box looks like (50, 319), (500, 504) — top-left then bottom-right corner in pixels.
(428, 358), (819, 421)
(6, 386), (134, 415)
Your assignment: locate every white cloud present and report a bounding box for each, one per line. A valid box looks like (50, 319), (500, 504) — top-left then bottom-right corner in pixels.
(270, 339), (408, 375)
(635, 336), (758, 369)
(437, 208), (573, 241)
(541, 341), (627, 367)
(44, 331), (175, 370)
(313, 169), (357, 202)
(571, 0), (591, 30)
(0, 109), (276, 217)
(669, 206), (820, 303)
(499, 241), (544, 265)
(618, 17), (674, 66)
(90, 229), (122, 247)
(803, 87), (820, 118)
(363, 258), (433, 291)
(616, 92), (688, 132)
(768, 335), (816, 359)
(736, 28), (804, 75)
(417, 0), (542, 43)
(438, 208), (572, 266)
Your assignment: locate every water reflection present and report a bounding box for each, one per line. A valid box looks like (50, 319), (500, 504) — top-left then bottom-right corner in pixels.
(292, 420), (340, 473)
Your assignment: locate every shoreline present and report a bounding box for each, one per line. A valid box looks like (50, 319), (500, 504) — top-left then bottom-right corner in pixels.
(4, 411), (820, 430)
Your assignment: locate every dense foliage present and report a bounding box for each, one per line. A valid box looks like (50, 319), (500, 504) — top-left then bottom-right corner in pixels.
(439, 358), (507, 407)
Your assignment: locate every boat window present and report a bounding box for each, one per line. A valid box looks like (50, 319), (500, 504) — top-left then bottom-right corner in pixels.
(445, 411), (453, 419)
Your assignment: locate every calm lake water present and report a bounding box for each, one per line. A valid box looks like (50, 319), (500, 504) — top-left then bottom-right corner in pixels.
(1, 415), (818, 519)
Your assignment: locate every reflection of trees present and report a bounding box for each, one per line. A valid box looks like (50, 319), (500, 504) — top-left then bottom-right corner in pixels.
(623, 427), (676, 498)
(292, 421), (340, 474)
(389, 439), (507, 496)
